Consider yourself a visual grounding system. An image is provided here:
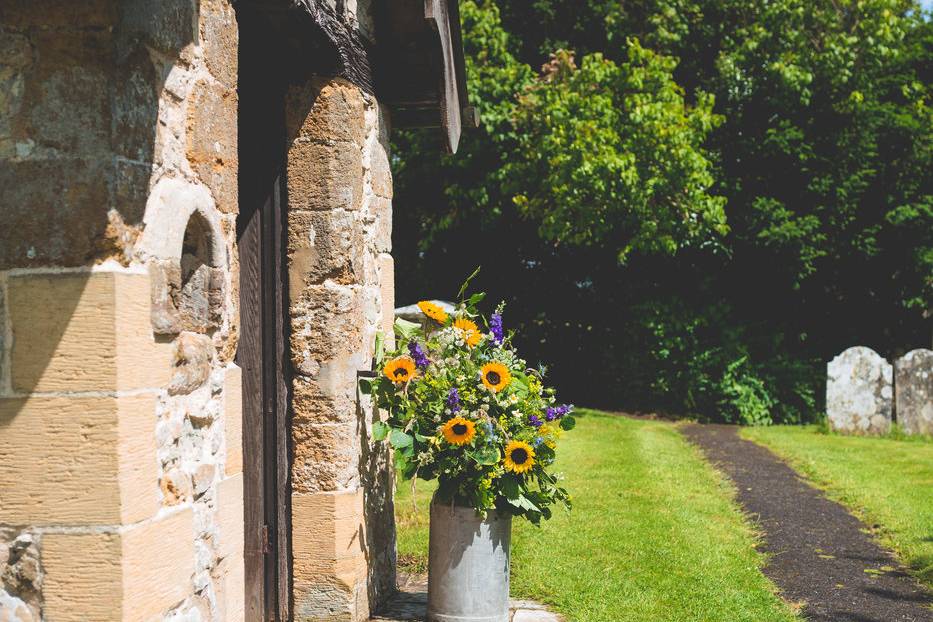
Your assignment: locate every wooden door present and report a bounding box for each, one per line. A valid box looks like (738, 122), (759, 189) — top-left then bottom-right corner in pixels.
(236, 8), (292, 621)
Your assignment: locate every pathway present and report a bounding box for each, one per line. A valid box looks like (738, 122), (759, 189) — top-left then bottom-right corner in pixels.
(683, 424), (933, 622)
(372, 573), (563, 622)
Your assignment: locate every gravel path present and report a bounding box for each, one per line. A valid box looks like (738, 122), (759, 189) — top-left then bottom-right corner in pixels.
(682, 423), (933, 622)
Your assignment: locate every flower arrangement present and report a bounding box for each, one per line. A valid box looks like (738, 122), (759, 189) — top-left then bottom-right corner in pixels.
(363, 290), (574, 524)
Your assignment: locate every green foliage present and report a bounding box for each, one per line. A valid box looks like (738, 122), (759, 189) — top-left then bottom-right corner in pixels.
(391, 0), (933, 424)
(366, 293), (574, 524)
(510, 44), (727, 260)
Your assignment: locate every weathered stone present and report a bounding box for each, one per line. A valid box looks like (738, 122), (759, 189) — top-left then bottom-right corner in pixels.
(827, 346), (893, 435)
(0, 394), (159, 525)
(292, 423), (360, 493)
(0, 591), (36, 622)
(369, 196), (392, 253)
(287, 78), (366, 147)
(368, 106), (393, 199)
(192, 463), (217, 497)
(200, 0), (238, 89)
(186, 80), (238, 214)
(2, 0), (118, 30)
(168, 332), (214, 395)
(287, 139), (364, 212)
(161, 467), (193, 505)
(292, 375), (357, 425)
(288, 209), (365, 300)
(7, 271), (172, 393)
(118, 0), (197, 56)
(895, 349), (933, 436)
(150, 260), (183, 334)
(0, 159), (111, 269)
(30, 67), (110, 155)
(110, 45), (159, 163)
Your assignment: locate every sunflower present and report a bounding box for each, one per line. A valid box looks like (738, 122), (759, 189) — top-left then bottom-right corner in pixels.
(480, 362), (511, 392)
(417, 300), (449, 323)
(453, 317), (483, 348)
(442, 416), (476, 445)
(383, 356), (417, 383)
(504, 440), (535, 474)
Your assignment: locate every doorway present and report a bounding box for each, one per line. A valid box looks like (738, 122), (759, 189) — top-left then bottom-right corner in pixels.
(236, 7), (292, 621)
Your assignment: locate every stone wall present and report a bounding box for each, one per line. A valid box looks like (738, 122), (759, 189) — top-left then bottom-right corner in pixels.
(0, 1), (244, 620)
(286, 75), (396, 621)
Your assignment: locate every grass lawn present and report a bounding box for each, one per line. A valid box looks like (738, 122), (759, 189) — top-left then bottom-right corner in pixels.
(742, 425), (933, 586)
(395, 410), (798, 622)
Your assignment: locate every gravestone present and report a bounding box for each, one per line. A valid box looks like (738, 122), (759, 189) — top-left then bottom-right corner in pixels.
(894, 349), (933, 436)
(826, 347), (893, 435)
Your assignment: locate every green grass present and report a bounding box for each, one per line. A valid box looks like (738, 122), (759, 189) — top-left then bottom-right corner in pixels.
(742, 425), (933, 586)
(395, 410), (798, 621)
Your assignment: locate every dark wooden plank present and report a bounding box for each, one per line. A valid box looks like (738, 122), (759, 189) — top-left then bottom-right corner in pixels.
(236, 199), (266, 622)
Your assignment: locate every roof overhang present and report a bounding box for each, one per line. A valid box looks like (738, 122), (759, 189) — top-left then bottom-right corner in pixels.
(377, 0), (478, 153)
(233, 0), (476, 153)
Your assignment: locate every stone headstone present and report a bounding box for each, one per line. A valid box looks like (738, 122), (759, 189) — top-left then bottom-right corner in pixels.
(826, 346), (893, 435)
(894, 349), (933, 436)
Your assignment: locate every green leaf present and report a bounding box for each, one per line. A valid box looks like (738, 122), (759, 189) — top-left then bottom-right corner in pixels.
(559, 416), (576, 431)
(394, 317), (421, 341)
(374, 331), (385, 366)
(457, 266), (482, 300)
(389, 429), (414, 449)
(357, 376), (374, 396)
(500, 475), (521, 500)
(467, 292), (486, 306)
(468, 445), (500, 465)
(372, 420), (389, 441)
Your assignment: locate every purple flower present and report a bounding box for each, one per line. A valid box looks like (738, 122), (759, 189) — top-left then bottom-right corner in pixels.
(408, 341), (429, 369)
(544, 404), (573, 421)
(489, 312), (504, 345)
(528, 414), (544, 428)
(446, 388), (461, 413)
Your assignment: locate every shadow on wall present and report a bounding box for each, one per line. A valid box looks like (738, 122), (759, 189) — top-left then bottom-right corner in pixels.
(0, 0), (203, 401)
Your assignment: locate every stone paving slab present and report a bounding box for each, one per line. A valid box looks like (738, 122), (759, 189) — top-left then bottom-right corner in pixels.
(372, 574), (563, 622)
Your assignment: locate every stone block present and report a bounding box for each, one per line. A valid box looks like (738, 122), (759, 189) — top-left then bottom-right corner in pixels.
(369, 121), (393, 200)
(0, 394), (158, 525)
(216, 473), (244, 560)
(378, 254), (395, 350)
(292, 375), (357, 425)
(42, 507), (195, 621)
(288, 209), (364, 299)
(224, 364), (243, 475)
(186, 80), (238, 214)
(200, 0), (238, 89)
(292, 423), (360, 493)
(168, 331), (214, 395)
(826, 346), (893, 435)
(41, 531), (122, 621)
(1, 0), (118, 29)
(111, 44), (159, 163)
(0, 159), (112, 269)
(895, 349), (933, 436)
(287, 78), (365, 147)
(287, 139), (363, 212)
(370, 197), (392, 254)
(7, 270), (172, 393)
(291, 490), (368, 619)
(212, 552), (245, 622)
(118, 0), (198, 56)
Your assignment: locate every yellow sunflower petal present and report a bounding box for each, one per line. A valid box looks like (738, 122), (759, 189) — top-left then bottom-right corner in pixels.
(503, 440), (535, 474)
(417, 300), (449, 323)
(480, 362), (511, 392)
(383, 356), (417, 383)
(441, 416), (476, 445)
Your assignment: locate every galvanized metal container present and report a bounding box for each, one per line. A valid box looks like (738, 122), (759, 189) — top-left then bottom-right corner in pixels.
(427, 500), (512, 622)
